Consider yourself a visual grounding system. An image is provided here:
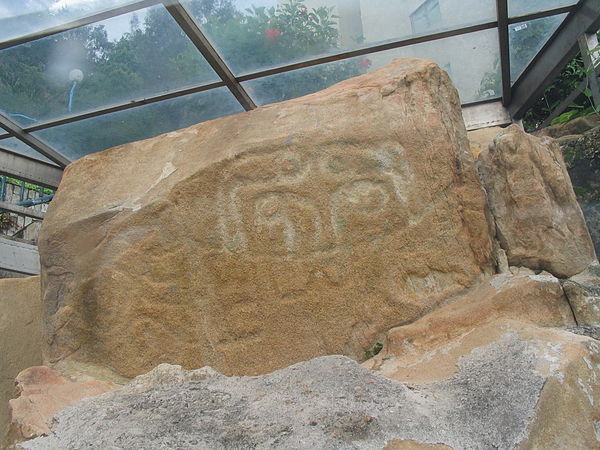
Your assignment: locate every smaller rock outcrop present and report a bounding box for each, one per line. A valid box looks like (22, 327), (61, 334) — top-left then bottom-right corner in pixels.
(477, 125), (596, 278)
(365, 273), (575, 382)
(563, 263), (600, 327)
(535, 114), (600, 140)
(7, 366), (117, 446)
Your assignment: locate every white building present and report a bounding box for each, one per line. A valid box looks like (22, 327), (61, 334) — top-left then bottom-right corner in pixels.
(289, 0), (500, 103)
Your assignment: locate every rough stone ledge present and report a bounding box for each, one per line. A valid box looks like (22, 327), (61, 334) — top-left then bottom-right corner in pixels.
(18, 327), (596, 450)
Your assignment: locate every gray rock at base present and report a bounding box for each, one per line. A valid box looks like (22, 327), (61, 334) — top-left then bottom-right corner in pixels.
(21, 337), (545, 450)
(564, 325), (600, 340)
(563, 263), (600, 327)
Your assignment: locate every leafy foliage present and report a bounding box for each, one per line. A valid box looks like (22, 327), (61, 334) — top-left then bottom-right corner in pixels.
(364, 342), (383, 359)
(523, 31), (600, 131)
(522, 55), (590, 130)
(3, 177), (54, 195)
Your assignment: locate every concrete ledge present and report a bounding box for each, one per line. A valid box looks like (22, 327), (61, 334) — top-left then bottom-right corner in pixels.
(0, 237), (39, 275)
(0, 148), (62, 189)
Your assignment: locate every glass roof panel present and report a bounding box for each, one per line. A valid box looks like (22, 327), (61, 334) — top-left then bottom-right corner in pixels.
(510, 13), (567, 84)
(245, 28), (500, 106)
(0, 4), (219, 127)
(0, 137), (59, 165)
(32, 87), (243, 160)
(185, 0), (496, 76)
(0, 0), (148, 44)
(508, 0), (577, 18)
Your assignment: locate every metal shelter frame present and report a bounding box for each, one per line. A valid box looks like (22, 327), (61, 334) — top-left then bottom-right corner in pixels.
(0, 0), (598, 183)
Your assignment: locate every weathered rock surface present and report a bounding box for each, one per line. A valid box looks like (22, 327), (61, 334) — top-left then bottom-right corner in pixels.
(362, 273), (600, 449)
(6, 366), (117, 446)
(0, 277), (42, 445)
(364, 273), (575, 382)
(466, 126), (503, 159)
(563, 263), (600, 327)
(535, 114), (600, 139)
(19, 324), (600, 450)
(477, 124), (596, 278)
(38, 58), (494, 377)
(367, 320), (600, 450)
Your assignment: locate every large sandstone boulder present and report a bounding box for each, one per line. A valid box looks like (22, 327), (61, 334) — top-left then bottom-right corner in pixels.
(38, 58), (494, 377)
(0, 277), (42, 445)
(477, 125), (596, 278)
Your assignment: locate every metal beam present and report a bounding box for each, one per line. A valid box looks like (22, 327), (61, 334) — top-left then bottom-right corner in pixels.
(0, 201), (45, 220)
(496, 0), (511, 106)
(578, 32), (600, 107)
(0, 0), (163, 50)
(0, 115), (71, 167)
(0, 237), (40, 275)
(507, 5), (577, 25)
(235, 6), (578, 83)
(462, 100), (513, 131)
(0, 148), (63, 189)
(25, 81), (225, 133)
(509, 0), (600, 119)
(165, 2), (257, 111)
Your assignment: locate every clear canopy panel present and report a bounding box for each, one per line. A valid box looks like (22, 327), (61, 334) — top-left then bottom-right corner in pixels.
(185, 0), (496, 76)
(0, 0), (584, 164)
(32, 87), (243, 160)
(0, 0), (154, 44)
(508, 0), (577, 17)
(510, 13), (567, 84)
(245, 28), (500, 106)
(0, 137), (59, 165)
(0, 4), (220, 128)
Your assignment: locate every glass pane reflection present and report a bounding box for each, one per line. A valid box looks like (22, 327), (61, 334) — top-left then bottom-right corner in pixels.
(510, 14), (566, 83)
(186, 0), (496, 75)
(33, 87), (244, 160)
(0, 5), (219, 127)
(245, 28), (500, 106)
(0, 0), (146, 43)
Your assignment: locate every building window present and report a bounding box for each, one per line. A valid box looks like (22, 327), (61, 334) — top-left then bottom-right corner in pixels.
(411, 0), (442, 34)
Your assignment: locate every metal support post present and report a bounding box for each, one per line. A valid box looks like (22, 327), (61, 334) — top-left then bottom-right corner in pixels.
(578, 32), (600, 107)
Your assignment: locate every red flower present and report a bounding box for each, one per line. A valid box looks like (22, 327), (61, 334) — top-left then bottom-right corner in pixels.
(359, 57), (372, 68)
(265, 28), (282, 43)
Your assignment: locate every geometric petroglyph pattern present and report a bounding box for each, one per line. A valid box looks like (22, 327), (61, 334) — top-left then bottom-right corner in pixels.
(218, 145), (410, 256)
